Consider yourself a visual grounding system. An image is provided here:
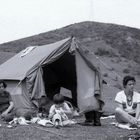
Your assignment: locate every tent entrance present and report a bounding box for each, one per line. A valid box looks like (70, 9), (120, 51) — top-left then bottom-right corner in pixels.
(42, 51), (77, 107)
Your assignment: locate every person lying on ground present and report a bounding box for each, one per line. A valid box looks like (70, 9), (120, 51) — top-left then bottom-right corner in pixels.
(0, 80), (14, 122)
(48, 93), (72, 128)
(115, 75), (140, 127)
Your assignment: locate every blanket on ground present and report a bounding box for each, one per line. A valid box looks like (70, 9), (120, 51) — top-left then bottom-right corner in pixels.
(8, 117), (77, 127)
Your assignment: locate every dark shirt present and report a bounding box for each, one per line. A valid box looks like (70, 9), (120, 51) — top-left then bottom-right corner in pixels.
(0, 91), (12, 113)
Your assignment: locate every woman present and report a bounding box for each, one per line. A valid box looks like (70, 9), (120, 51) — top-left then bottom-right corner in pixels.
(0, 80), (14, 121)
(115, 75), (140, 127)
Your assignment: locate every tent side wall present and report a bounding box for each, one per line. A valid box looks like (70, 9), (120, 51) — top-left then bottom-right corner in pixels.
(5, 80), (36, 115)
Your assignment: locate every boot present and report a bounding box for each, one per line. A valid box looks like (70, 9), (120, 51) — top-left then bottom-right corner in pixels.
(93, 111), (102, 126)
(80, 111), (94, 126)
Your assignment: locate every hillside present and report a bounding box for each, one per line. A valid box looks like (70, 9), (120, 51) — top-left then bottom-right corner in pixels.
(0, 21), (140, 114)
(1, 21), (140, 63)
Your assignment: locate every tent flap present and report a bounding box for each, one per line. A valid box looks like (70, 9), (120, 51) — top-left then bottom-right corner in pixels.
(76, 49), (104, 113)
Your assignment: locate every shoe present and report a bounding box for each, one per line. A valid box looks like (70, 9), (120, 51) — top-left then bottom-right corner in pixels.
(94, 122), (101, 126)
(79, 120), (93, 126)
(93, 111), (102, 126)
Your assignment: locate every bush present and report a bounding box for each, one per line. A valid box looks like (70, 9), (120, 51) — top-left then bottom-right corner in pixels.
(132, 66), (140, 76)
(95, 48), (117, 57)
(123, 68), (130, 74)
(108, 67), (114, 71)
(113, 83), (122, 90)
(95, 48), (109, 56)
(103, 73), (108, 77)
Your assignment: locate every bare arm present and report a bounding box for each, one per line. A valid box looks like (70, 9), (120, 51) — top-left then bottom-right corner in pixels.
(48, 105), (55, 119)
(116, 102), (123, 109)
(1, 101), (14, 116)
(48, 112), (55, 119)
(135, 103), (140, 120)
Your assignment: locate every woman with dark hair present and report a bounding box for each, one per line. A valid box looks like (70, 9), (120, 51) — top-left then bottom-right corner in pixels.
(0, 80), (14, 121)
(115, 75), (140, 127)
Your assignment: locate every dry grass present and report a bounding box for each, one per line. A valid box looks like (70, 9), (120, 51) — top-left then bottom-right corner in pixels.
(0, 116), (139, 140)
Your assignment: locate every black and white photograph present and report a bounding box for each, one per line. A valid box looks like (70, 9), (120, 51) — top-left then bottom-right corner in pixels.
(0, 0), (140, 139)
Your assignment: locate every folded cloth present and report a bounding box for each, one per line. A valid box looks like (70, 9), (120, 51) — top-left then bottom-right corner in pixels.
(101, 115), (115, 119)
(111, 122), (137, 130)
(63, 119), (77, 126)
(9, 117), (30, 125)
(37, 119), (53, 127)
(30, 117), (41, 123)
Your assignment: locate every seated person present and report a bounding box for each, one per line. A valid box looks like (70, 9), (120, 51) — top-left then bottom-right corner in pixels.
(0, 80), (14, 121)
(115, 75), (140, 127)
(38, 96), (53, 117)
(48, 93), (72, 128)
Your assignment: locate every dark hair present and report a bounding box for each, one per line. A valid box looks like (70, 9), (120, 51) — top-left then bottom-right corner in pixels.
(0, 80), (7, 88)
(123, 75), (136, 88)
(53, 94), (64, 104)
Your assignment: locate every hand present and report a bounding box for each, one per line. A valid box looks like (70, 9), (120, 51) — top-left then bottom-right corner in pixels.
(59, 109), (65, 115)
(1, 111), (8, 117)
(56, 110), (62, 115)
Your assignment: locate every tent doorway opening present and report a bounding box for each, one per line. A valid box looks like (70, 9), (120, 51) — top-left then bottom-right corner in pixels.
(42, 51), (77, 107)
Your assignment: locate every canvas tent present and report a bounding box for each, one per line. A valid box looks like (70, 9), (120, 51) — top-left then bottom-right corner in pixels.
(0, 37), (104, 115)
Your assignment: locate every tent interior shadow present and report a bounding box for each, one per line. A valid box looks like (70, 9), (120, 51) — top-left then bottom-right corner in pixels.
(42, 50), (77, 107)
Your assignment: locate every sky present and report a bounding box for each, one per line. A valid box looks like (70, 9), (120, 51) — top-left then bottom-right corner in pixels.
(0, 0), (140, 44)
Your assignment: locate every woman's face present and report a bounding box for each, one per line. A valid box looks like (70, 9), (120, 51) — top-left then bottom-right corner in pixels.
(125, 80), (135, 93)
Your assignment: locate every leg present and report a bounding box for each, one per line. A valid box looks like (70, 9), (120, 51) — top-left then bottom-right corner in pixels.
(80, 111), (94, 126)
(93, 111), (102, 126)
(1, 112), (14, 122)
(52, 113), (63, 128)
(115, 107), (137, 125)
(85, 111), (94, 123)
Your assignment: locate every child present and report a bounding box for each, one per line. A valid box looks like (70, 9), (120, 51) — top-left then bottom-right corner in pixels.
(48, 94), (72, 128)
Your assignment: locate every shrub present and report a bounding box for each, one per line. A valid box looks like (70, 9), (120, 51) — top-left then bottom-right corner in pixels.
(108, 67), (114, 71)
(95, 48), (110, 56)
(95, 48), (117, 57)
(123, 68), (130, 74)
(114, 83), (122, 90)
(132, 66), (140, 76)
(103, 73), (108, 77)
